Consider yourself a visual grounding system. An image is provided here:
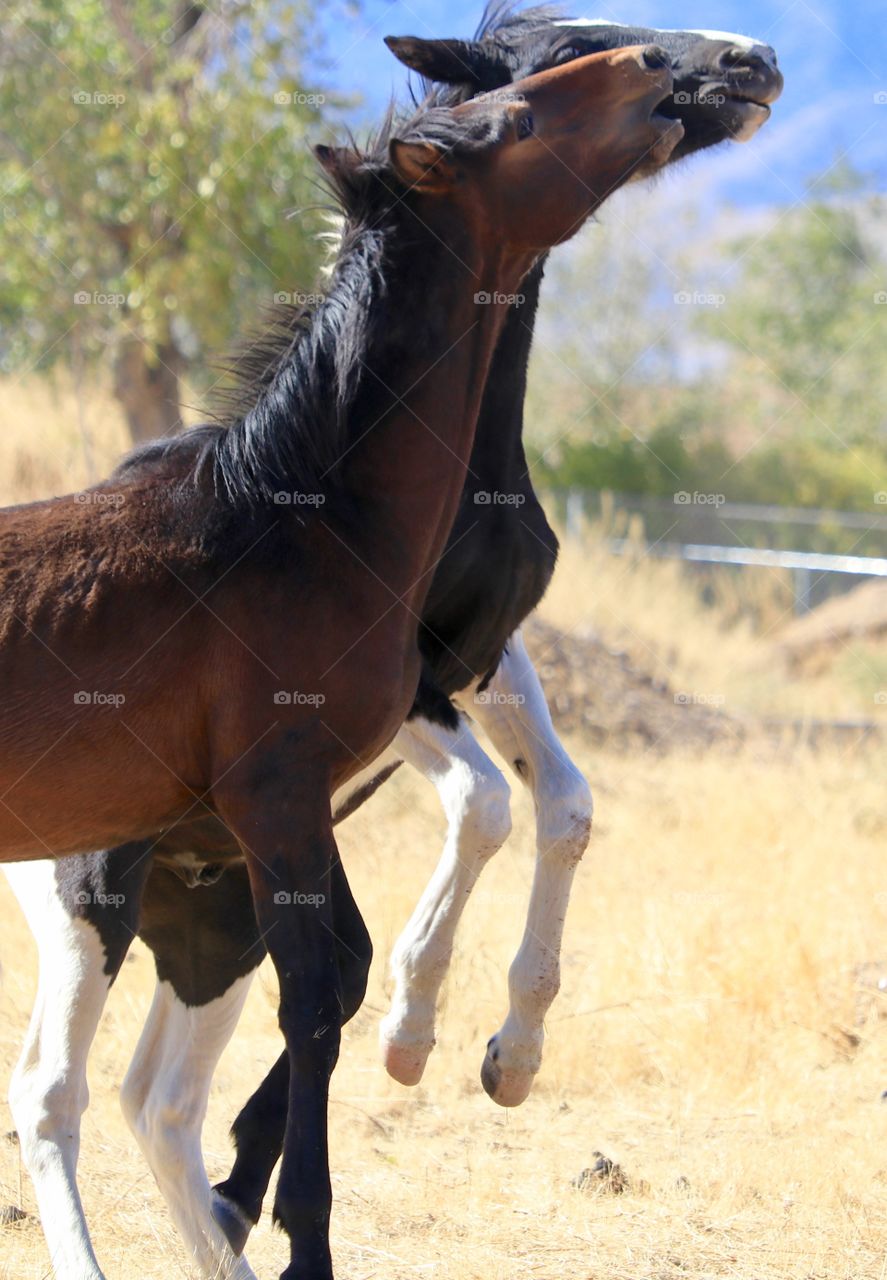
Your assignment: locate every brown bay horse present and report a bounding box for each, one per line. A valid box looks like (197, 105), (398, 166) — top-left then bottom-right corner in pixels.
(0, 48), (682, 1279)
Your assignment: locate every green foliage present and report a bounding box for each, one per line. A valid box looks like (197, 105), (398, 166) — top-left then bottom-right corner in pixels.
(532, 418), (886, 512)
(528, 173), (887, 514)
(705, 195), (887, 445)
(0, 0), (332, 386)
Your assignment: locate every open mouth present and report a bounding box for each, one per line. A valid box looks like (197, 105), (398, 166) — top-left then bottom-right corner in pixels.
(648, 96), (686, 161)
(659, 85), (774, 142)
(653, 113), (686, 155)
(651, 106), (685, 133)
(650, 83), (684, 134)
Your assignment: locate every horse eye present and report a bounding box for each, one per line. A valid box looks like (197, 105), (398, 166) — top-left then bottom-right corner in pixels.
(517, 111), (535, 140)
(555, 43), (584, 64)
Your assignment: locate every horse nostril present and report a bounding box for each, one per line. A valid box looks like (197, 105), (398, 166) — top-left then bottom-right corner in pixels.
(719, 44), (777, 75)
(719, 45), (748, 69)
(642, 45), (670, 70)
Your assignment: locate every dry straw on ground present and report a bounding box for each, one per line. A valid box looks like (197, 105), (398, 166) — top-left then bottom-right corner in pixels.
(3, 739), (887, 1280)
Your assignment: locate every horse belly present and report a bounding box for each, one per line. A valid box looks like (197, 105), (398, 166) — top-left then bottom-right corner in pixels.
(0, 710), (201, 861)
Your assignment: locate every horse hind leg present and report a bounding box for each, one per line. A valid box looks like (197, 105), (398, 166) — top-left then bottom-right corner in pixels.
(120, 866), (261, 1280)
(379, 715), (512, 1086)
(4, 857), (140, 1280)
(470, 627), (593, 1107)
(120, 973), (258, 1279)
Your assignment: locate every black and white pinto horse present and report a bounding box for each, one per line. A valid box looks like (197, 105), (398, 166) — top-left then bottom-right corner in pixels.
(3, 9), (782, 1279)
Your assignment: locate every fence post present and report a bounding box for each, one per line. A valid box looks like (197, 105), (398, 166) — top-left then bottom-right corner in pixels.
(793, 565), (813, 614)
(566, 488), (584, 539)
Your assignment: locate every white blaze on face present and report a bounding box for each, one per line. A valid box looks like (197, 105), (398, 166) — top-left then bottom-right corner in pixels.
(687, 29), (779, 71)
(687, 28), (756, 48)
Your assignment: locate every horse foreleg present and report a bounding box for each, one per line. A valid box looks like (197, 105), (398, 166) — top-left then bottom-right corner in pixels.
(216, 756), (362, 1280)
(212, 857), (372, 1260)
(470, 625), (593, 1106)
(379, 715), (512, 1085)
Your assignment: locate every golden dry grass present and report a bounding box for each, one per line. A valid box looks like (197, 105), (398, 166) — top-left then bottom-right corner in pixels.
(0, 374), (129, 506)
(0, 372), (200, 506)
(3, 740), (887, 1279)
(544, 535), (887, 727)
(1, 376), (886, 1278)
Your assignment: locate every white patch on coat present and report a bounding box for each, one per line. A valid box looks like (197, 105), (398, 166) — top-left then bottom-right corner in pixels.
(5, 860), (114, 1280)
(4, 859), (258, 1279)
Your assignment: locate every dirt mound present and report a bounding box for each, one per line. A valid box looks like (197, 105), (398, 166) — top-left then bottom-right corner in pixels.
(523, 617), (742, 752)
(776, 579), (887, 670)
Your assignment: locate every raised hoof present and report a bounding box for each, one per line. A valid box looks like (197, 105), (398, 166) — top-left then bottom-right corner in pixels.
(381, 1035), (433, 1086)
(480, 1046), (535, 1107)
(211, 1188), (254, 1256)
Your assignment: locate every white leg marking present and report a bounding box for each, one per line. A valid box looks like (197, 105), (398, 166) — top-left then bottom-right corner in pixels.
(379, 718), (512, 1085)
(119, 976), (258, 1280)
(470, 626), (593, 1106)
(4, 861), (112, 1280)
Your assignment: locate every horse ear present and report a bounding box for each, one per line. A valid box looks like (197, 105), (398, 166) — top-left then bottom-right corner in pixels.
(315, 143), (366, 188)
(384, 34), (487, 87)
(314, 144), (344, 176)
(388, 139), (454, 194)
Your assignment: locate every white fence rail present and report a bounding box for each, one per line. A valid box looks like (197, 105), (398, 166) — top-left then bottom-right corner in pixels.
(549, 489), (887, 614)
(605, 538), (887, 613)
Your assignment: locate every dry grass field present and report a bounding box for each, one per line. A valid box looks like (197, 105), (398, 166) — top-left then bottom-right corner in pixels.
(1, 376), (886, 1279)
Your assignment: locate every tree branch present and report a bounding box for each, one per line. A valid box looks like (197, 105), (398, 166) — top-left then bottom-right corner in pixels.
(103, 0), (153, 88)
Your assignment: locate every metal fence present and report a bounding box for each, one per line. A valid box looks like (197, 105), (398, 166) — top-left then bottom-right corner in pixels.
(547, 489), (887, 614)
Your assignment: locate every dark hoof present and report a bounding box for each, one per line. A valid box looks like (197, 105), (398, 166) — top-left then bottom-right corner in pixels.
(480, 1049), (501, 1099)
(481, 1043), (535, 1107)
(211, 1187), (254, 1256)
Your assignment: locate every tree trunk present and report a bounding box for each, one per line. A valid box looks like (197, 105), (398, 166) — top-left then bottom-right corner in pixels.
(113, 338), (184, 444)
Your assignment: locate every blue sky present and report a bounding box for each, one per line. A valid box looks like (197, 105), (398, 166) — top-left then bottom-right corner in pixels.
(316, 0), (886, 209)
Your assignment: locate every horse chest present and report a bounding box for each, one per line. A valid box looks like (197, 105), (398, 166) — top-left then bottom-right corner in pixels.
(419, 496), (558, 692)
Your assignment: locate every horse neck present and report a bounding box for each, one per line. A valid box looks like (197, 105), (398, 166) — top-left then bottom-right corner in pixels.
(465, 255), (547, 492)
(339, 209), (533, 610)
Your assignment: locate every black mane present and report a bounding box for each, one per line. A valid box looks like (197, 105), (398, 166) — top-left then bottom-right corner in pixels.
(119, 103), (506, 512)
(423, 3), (571, 106)
(476, 1), (567, 42)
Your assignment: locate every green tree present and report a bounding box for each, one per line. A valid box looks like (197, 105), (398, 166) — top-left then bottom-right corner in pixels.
(525, 204), (679, 456)
(0, 0), (333, 440)
(706, 188), (887, 446)
(526, 170), (887, 513)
